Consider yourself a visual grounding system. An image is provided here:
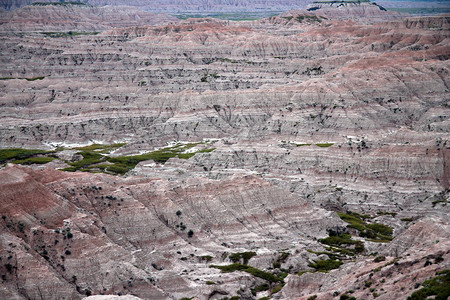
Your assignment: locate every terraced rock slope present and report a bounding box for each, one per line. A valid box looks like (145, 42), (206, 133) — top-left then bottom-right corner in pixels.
(0, 3), (449, 300)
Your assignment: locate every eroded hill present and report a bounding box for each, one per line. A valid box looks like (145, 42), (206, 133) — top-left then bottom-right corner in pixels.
(0, 3), (449, 300)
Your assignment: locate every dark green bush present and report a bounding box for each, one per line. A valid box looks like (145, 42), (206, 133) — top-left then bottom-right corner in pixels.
(211, 263), (282, 282)
(229, 251), (256, 264)
(251, 283), (269, 295)
(407, 270), (450, 300)
(374, 255), (386, 262)
(0, 148), (50, 164)
(308, 259), (343, 271)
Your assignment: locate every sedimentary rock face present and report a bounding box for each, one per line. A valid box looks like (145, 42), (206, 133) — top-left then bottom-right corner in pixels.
(0, 3), (448, 300)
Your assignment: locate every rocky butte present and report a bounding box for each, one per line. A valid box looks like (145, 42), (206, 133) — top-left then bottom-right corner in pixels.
(0, 1), (449, 300)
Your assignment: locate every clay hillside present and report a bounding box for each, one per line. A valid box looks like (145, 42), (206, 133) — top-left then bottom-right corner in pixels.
(0, 1), (449, 300)
(3, 0), (312, 12)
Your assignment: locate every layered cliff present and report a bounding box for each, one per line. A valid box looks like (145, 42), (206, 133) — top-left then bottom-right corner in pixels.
(0, 6), (449, 300)
(0, 3), (178, 32)
(2, 0), (312, 12)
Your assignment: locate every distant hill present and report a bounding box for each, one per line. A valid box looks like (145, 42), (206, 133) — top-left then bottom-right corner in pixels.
(0, 3), (178, 31)
(2, 0), (313, 12)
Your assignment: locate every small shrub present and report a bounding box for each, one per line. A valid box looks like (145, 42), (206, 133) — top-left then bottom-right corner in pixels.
(229, 251), (256, 264)
(251, 283), (269, 295)
(374, 255), (386, 263)
(308, 259), (343, 271)
(407, 269), (450, 300)
(211, 263), (282, 282)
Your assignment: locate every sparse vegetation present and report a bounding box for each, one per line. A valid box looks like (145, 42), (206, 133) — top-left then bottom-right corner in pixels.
(296, 15), (323, 23)
(315, 143), (334, 147)
(60, 142), (215, 175)
(273, 252), (290, 268)
(229, 251), (256, 264)
(308, 259), (343, 271)
(12, 156), (55, 165)
(0, 148), (53, 164)
(374, 255), (386, 262)
(407, 270), (450, 300)
(338, 211), (393, 242)
(211, 264), (282, 282)
(251, 283), (270, 295)
(319, 233), (365, 255)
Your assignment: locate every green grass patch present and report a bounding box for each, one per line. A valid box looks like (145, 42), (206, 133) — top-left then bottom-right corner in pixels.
(65, 151), (104, 169)
(74, 143), (126, 153)
(211, 264), (282, 282)
(407, 270), (450, 300)
(229, 252), (257, 265)
(13, 156), (55, 165)
(308, 259), (343, 272)
(296, 143), (312, 147)
(273, 252), (290, 269)
(319, 233), (364, 253)
(251, 283), (270, 296)
(3, 142), (214, 176)
(401, 217), (414, 222)
(298, 270), (310, 276)
(0, 148), (53, 164)
(315, 231), (365, 259)
(62, 142), (214, 175)
(315, 143), (334, 147)
(338, 211), (393, 242)
(272, 283), (284, 294)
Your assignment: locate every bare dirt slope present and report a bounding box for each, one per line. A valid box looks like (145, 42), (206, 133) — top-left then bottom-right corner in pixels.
(0, 3), (449, 300)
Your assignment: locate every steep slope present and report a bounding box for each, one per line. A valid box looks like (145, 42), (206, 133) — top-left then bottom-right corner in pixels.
(0, 8), (449, 300)
(0, 3), (178, 32)
(303, 0), (404, 20)
(2, 0), (313, 12)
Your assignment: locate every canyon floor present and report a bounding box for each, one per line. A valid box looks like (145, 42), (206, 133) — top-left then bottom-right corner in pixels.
(0, 2), (449, 300)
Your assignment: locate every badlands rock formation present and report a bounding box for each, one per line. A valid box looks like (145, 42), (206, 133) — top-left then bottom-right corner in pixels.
(0, 3), (449, 300)
(0, 3), (178, 32)
(302, 0), (404, 21)
(2, 0), (312, 12)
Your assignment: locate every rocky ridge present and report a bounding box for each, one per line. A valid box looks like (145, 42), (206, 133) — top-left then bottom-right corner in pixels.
(2, 0), (312, 12)
(0, 3), (178, 32)
(0, 4), (449, 300)
(301, 0), (404, 21)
